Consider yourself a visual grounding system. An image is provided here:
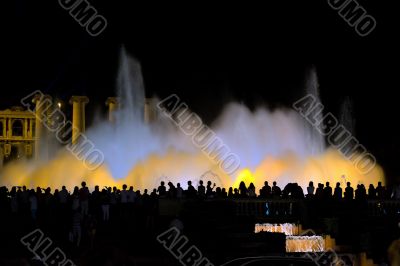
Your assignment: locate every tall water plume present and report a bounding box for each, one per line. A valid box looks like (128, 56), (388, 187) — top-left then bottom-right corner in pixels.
(0, 48), (384, 191)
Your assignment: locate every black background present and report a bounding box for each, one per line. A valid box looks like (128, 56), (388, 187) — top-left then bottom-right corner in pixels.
(4, 0), (399, 182)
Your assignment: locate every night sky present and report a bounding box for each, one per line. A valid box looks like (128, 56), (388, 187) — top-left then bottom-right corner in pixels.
(5, 1), (399, 181)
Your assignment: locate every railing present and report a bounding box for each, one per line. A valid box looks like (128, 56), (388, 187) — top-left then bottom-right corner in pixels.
(234, 199), (299, 217)
(367, 200), (400, 216)
(157, 198), (400, 218)
(235, 199), (400, 217)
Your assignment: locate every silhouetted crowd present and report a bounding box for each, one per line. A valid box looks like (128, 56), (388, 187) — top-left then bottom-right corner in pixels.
(0, 180), (398, 228)
(0, 179), (399, 265)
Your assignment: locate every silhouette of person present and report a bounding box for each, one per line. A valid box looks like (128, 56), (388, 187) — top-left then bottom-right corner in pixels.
(324, 182), (332, 199)
(261, 181), (272, 198)
(360, 184), (367, 200)
(293, 183), (304, 199)
(239, 181), (248, 198)
(176, 183), (183, 199)
(100, 189), (110, 222)
(71, 186), (80, 211)
(167, 182), (176, 198)
(307, 181), (315, 198)
(150, 188), (158, 199)
(344, 182), (354, 200)
(248, 183), (256, 198)
(28, 189), (38, 221)
(198, 180), (205, 198)
(120, 184), (128, 204)
(215, 187), (222, 198)
(233, 188), (239, 198)
(186, 181), (196, 198)
(221, 188), (227, 198)
(228, 187), (234, 198)
(128, 186), (137, 217)
(79, 181), (90, 216)
(334, 182), (342, 200)
(59, 186), (69, 206)
(120, 184), (129, 217)
(157, 181), (167, 197)
(368, 184), (376, 199)
(315, 183), (324, 199)
(272, 181), (281, 198)
(206, 181), (215, 197)
(355, 184), (366, 200)
(376, 182), (386, 199)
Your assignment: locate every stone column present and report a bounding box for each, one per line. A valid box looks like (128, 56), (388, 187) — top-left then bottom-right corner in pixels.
(24, 119), (28, 138)
(0, 146), (3, 170)
(32, 94), (52, 160)
(144, 98), (157, 123)
(7, 118), (12, 138)
(105, 97), (119, 123)
(1, 118), (5, 137)
(29, 119), (33, 138)
(69, 96), (89, 145)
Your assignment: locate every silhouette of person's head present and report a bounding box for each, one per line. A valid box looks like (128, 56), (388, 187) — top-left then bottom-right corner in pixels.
(273, 181), (277, 186)
(122, 184), (127, 190)
(188, 181), (192, 186)
(347, 182), (351, 187)
(309, 181), (313, 187)
(336, 182), (340, 187)
(265, 181), (269, 186)
(81, 181), (86, 188)
(161, 181), (165, 186)
(326, 182), (330, 187)
(177, 183), (181, 188)
(199, 180), (203, 185)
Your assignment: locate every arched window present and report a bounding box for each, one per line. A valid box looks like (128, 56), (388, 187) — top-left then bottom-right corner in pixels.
(12, 120), (23, 137)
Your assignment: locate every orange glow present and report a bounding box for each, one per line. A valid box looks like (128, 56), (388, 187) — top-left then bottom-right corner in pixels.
(233, 168), (255, 188)
(0, 147), (384, 191)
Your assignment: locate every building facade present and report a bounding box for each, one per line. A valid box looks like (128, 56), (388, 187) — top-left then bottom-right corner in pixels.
(0, 96), (158, 169)
(0, 107), (35, 167)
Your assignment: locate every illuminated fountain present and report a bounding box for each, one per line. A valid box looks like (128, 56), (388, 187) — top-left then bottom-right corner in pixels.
(254, 223), (328, 252)
(0, 48), (384, 190)
(286, 235), (325, 252)
(255, 223), (301, 235)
